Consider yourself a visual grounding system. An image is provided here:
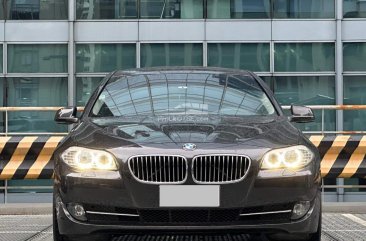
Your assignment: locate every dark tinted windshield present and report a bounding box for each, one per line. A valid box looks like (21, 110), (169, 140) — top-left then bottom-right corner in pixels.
(91, 72), (276, 118)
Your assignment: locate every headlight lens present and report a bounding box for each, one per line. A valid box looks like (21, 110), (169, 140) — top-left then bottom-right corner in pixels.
(261, 145), (314, 170)
(61, 147), (117, 171)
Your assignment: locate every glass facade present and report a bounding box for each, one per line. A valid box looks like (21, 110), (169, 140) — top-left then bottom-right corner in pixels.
(273, 0), (335, 19)
(207, 0), (270, 19)
(343, 42), (366, 72)
(207, 43), (270, 72)
(76, 77), (104, 106)
(76, 44), (136, 73)
(344, 0), (366, 18)
(7, 0), (68, 20)
(274, 43), (335, 72)
(7, 77), (68, 133)
(141, 43), (203, 67)
(76, 0), (137, 19)
(344, 76), (366, 131)
(8, 44), (68, 73)
(140, 0), (203, 19)
(273, 76), (336, 131)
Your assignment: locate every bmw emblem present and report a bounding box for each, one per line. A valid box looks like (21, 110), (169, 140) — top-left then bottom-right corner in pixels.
(183, 143), (197, 151)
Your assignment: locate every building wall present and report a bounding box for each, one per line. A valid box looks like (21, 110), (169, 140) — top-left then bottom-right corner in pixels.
(0, 0), (366, 201)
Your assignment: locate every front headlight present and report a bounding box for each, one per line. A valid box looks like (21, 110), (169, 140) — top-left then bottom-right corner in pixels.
(261, 145), (314, 170)
(61, 147), (117, 171)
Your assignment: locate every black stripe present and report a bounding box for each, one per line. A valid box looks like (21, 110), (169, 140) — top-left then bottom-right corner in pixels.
(12, 136), (48, 179)
(326, 136), (362, 178)
(0, 136), (23, 173)
(317, 136), (334, 159)
(38, 137), (57, 179)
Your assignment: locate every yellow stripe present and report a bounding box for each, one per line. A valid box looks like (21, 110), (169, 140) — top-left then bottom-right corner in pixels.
(321, 135), (350, 177)
(25, 136), (63, 179)
(339, 136), (366, 178)
(309, 135), (324, 148)
(0, 136), (38, 180)
(0, 137), (11, 154)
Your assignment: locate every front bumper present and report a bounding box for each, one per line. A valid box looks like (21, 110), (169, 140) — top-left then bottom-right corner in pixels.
(56, 191), (321, 235)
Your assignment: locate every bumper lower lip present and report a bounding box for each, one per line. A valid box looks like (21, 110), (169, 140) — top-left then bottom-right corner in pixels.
(56, 191), (321, 236)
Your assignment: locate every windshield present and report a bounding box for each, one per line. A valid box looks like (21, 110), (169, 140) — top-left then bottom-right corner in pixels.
(91, 72), (276, 118)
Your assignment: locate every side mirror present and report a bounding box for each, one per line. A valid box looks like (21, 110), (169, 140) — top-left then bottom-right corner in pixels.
(290, 105), (315, 123)
(55, 107), (79, 124)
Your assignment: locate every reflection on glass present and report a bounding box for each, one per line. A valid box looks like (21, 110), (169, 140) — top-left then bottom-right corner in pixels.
(141, 43), (203, 67)
(0, 78), (3, 132)
(344, 0), (366, 18)
(207, 0), (270, 19)
(343, 43), (366, 71)
(76, 77), (104, 106)
(273, 0), (335, 18)
(92, 73), (275, 117)
(76, 44), (136, 73)
(7, 77), (68, 133)
(344, 76), (366, 131)
(274, 43), (335, 72)
(208, 43), (270, 72)
(7, 0), (68, 20)
(8, 44), (68, 73)
(76, 0), (137, 19)
(273, 76), (336, 131)
(140, 0), (203, 19)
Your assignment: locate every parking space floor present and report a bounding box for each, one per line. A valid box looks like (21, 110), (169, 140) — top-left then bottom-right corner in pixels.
(1, 213), (366, 241)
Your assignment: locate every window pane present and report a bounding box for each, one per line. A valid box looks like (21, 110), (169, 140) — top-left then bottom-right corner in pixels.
(0, 45), (2, 73)
(140, 0), (203, 19)
(344, 0), (366, 18)
(274, 43), (335, 72)
(8, 0), (68, 20)
(0, 3), (4, 19)
(343, 43), (366, 72)
(76, 77), (104, 106)
(76, 0), (137, 19)
(208, 43), (270, 72)
(7, 77), (68, 133)
(8, 44), (68, 73)
(273, 0), (335, 19)
(76, 44), (136, 73)
(0, 78), (3, 133)
(141, 43), (203, 67)
(344, 76), (366, 131)
(207, 0), (270, 19)
(274, 76), (336, 131)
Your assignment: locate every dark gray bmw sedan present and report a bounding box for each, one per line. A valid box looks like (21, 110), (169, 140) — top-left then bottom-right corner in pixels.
(53, 67), (321, 241)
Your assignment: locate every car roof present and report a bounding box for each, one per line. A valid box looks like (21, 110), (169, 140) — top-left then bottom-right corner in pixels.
(112, 66), (254, 78)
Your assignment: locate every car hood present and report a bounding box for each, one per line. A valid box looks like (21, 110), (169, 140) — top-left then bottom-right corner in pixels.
(70, 115), (301, 150)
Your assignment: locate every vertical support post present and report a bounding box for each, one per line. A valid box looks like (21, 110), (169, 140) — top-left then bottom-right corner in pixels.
(68, 0), (75, 108)
(321, 109), (325, 135)
(68, 0), (75, 132)
(5, 109), (8, 136)
(336, 0), (344, 202)
(4, 180), (8, 204)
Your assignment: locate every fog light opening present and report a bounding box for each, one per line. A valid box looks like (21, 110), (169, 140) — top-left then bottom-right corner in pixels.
(67, 203), (87, 221)
(291, 201), (311, 220)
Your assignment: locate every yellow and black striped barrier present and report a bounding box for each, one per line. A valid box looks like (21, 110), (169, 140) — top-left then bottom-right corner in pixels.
(0, 135), (366, 180)
(0, 136), (63, 180)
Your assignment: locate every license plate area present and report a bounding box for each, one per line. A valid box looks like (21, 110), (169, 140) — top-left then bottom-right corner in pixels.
(159, 185), (220, 207)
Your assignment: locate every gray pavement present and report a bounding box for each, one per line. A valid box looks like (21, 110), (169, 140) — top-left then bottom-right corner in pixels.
(0, 213), (366, 241)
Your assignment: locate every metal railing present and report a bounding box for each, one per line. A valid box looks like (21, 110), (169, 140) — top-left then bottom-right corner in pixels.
(1, 105), (366, 203)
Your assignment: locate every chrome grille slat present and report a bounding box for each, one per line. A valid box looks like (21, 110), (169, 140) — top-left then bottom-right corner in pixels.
(129, 155), (187, 184)
(192, 155), (250, 184)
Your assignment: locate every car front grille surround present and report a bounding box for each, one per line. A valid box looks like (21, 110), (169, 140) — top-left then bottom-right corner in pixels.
(128, 154), (251, 184)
